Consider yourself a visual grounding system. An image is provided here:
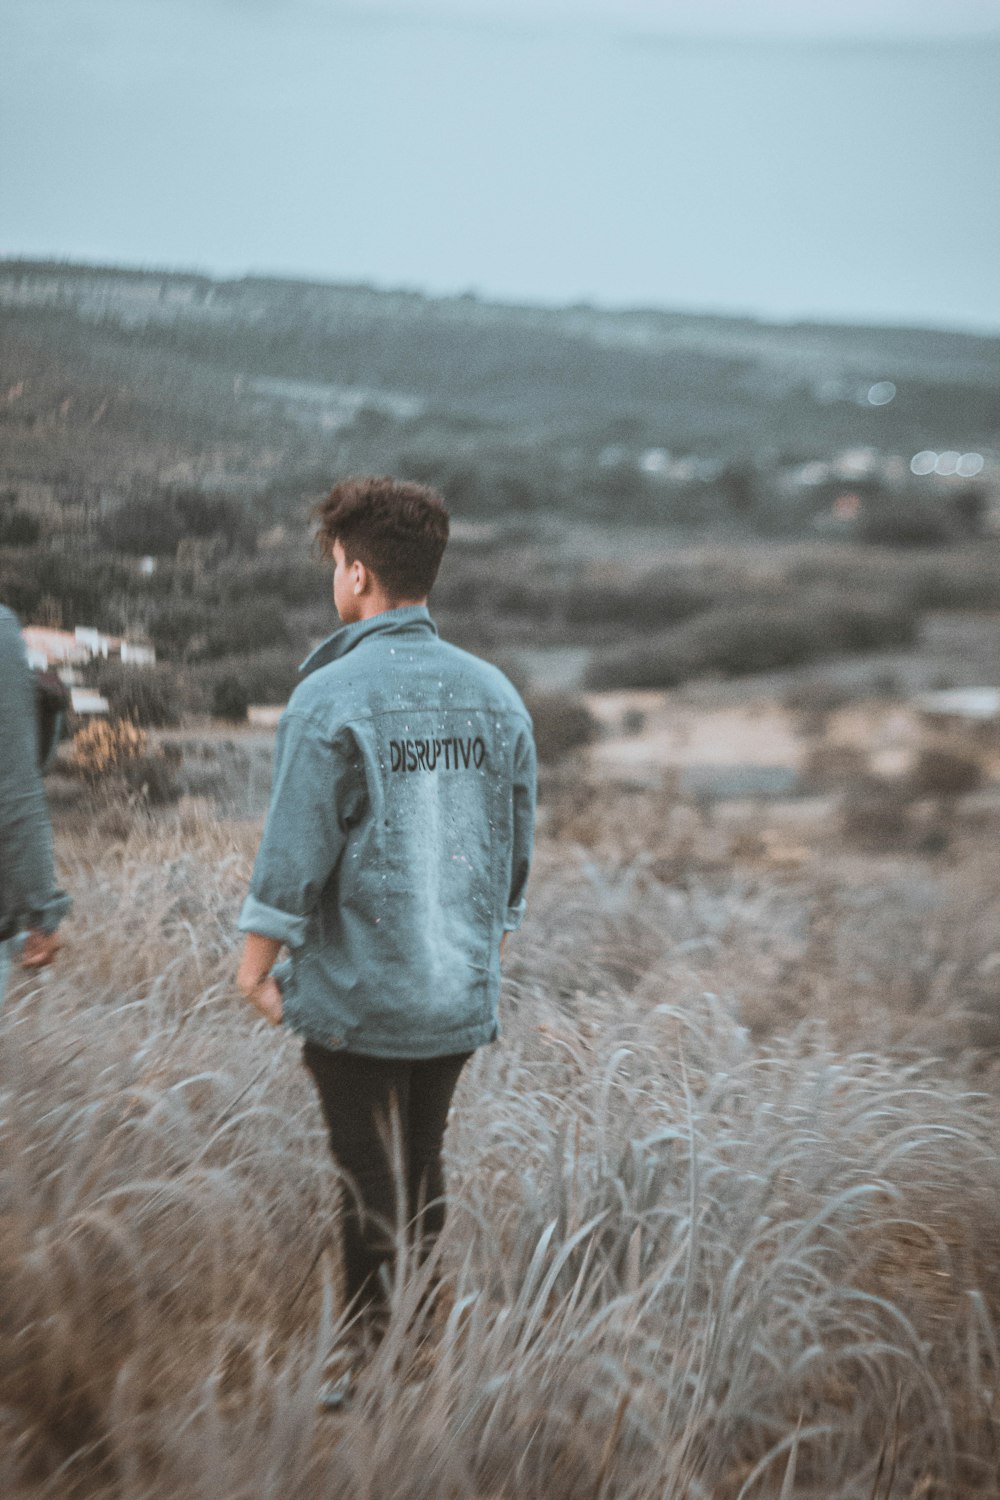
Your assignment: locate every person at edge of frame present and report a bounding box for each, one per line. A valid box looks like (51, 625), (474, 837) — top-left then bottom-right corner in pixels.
(235, 476), (537, 1409)
(0, 605), (71, 1007)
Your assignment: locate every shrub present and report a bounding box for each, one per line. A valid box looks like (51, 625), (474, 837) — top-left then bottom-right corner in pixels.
(524, 692), (599, 764)
(205, 598), (290, 658)
(70, 718), (147, 781)
(148, 597), (213, 659)
(95, 663), (181, 728)
(120, 746), (183, 806)
(787, 547), (1000, 613)
(783, 678), (854, 729)
(0, 508), (41, 546)
(432, 557), (497, 613)
(98, 488), (256, 557)
(841, 777), (912, 849)
(212, 675), (250, 722)
(828, 597), (916, 651)
(585, 598), (919, 691)
(909, 746), (984, 800)
(859, 504), (957, 548)
(0, 549), (139, 629)
(903, 554), (1000, 611)
(585, 606), (817, 689)
(149, 596), (290, 661)
(565, 566), (711, 628)
(803, 742), (870, 792)
(213, 554), (325, 607)
(433, 555), (558, 621)
(194, 650), (300, 713)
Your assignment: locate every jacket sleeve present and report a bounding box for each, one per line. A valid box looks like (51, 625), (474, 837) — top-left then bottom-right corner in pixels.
(504, 718), (537, 932)
(0, 609), (70, 934)
(237, 710), (361, 949)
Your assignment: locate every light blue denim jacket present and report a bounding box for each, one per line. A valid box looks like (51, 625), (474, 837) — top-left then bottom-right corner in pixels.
(0, 606), (71, 943)
(238, 606), (536, 1058)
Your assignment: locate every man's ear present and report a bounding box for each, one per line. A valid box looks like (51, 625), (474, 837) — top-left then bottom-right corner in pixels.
(353, 559), (368, 596)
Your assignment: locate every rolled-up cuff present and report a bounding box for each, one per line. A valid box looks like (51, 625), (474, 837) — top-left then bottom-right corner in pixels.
(28, 888), (72, 935)
(503, 898), (527, 933)
(237, 893), (308, 949)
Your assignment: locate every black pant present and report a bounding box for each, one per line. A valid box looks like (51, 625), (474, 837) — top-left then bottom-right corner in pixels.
(302, 1042), (471, 1334)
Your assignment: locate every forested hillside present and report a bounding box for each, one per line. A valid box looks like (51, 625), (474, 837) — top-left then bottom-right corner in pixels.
(2, 260), (997, 716)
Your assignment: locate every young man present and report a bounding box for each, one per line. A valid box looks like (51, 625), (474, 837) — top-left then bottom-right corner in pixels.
(236, 476), (536, 1392)
(0, 604), (70, 1007)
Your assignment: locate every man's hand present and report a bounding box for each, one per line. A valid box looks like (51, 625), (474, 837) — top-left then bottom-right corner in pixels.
(246, 974), (283, 1026)
(237, 932), (283, 1026)
(22, 929), (60, 969)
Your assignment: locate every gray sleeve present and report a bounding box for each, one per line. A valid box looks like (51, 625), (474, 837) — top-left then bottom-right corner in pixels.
(504, 718), (537, 932)
(0, 609), (70, 933)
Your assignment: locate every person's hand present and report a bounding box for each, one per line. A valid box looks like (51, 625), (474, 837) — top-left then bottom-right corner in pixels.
(244, 974), (283, 1026)
(237, 933), (283, 1024)
(22, 929), (60, 969)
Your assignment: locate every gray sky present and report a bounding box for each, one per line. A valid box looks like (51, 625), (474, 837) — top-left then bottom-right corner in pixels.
(2, 0), (999, 329)
(352, 0), (1000, 36)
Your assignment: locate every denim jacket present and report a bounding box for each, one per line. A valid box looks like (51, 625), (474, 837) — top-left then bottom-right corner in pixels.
(238, 606), (536, 1058)
(0, 606), (71, 941)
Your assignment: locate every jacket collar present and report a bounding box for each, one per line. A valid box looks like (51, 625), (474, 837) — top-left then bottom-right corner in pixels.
(299, 604), (438, 678)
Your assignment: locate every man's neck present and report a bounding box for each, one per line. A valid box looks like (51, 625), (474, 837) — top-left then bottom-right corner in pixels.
(353, 595), (427, 623)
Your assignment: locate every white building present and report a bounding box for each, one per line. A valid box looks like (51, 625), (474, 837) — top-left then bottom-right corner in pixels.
(22, 625), (156, 711)
(22, 627), (91, 672)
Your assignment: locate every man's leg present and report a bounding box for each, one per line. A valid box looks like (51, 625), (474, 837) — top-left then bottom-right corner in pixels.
(406, 1051), (471, 1271)
(301, 1042), (410, 1338)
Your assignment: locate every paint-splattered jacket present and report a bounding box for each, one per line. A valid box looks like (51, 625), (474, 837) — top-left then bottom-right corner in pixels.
(238, 606), (536, 1058)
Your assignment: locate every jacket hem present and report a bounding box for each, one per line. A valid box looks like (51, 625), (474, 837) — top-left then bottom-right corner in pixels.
(289, 1016), (499, 1059)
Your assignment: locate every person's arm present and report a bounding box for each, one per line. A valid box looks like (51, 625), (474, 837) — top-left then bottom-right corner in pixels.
(0, 610), (70, 961)
(503, 719), (537, 940)
(237, 931), (283, 1024)
(236, 711), (359, 1020)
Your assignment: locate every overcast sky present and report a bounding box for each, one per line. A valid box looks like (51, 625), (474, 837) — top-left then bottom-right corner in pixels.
(37, 0), (996, 38)
(2, 0), (999, 329)
(356, 0), (999, 36)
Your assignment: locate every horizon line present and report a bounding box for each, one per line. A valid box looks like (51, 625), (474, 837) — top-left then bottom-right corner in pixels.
(4, 253), (1000, 342)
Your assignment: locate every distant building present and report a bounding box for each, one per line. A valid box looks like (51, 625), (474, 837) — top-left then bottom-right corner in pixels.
(21, 624), (156, 703)
(22, 627), (90, 672)
(73, 626), (110, 659)
(120, 641), (156, 666)
(69, 688), (111, 717)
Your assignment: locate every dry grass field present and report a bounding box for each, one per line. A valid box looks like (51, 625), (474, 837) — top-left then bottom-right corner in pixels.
(4, 260), (998, 1495)
(3, 762), (1000, 1499)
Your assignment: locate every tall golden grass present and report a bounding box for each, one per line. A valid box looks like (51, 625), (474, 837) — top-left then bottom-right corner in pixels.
(2, 797), (999, 1498)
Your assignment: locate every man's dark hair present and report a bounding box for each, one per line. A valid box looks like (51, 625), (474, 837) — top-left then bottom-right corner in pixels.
(314, 476), (450, 600)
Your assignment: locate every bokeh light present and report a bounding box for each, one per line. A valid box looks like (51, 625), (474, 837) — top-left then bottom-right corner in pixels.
(910, 451), (937, 475)
(640, 448), (671, 477)
(867, 381), (897, 406)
